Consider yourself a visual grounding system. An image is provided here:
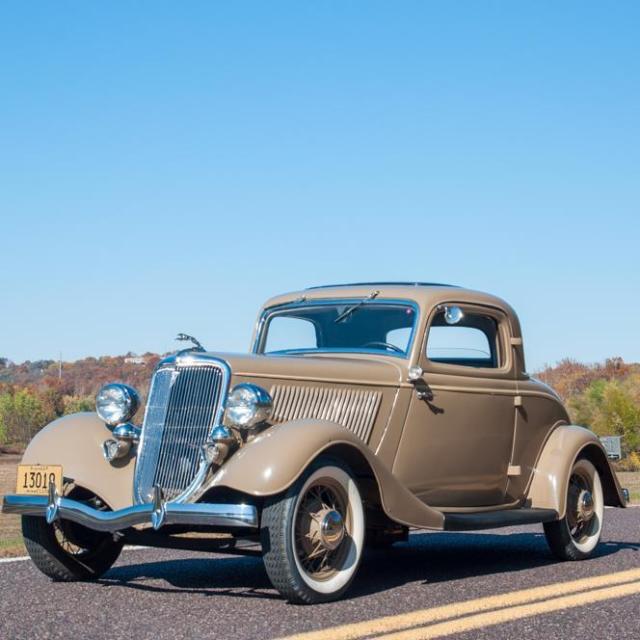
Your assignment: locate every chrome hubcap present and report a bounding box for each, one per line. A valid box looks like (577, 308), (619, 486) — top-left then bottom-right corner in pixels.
(320, 510), (345, 550)
(567, 469), (599, 543)
(578, 490), (595, 521)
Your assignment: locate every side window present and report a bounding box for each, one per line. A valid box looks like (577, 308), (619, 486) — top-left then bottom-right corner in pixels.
(427, 309), (501, 368)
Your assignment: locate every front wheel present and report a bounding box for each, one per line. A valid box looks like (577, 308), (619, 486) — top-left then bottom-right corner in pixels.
(543, 458), (604, 560)
(260, 457), (365, 604)
(22, 486), (123, 581)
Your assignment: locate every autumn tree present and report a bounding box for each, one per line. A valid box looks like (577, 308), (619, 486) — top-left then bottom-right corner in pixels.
(568, 377), (640, 453)
(0, 389), (54, 445)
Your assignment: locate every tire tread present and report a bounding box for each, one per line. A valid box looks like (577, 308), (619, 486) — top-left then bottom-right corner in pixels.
(543, 458), (603, 561)
(22, 515), (123, 581)
(260, 456), (363, 604)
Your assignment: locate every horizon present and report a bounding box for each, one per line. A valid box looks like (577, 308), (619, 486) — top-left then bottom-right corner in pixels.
(3, 347), (637, 375)
(2, 3), (639, 370)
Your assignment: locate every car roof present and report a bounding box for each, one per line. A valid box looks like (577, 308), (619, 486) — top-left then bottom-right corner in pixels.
(257, 282), (523, 344)
(262, 282), (512, 314)
(306, 281), (459, 290)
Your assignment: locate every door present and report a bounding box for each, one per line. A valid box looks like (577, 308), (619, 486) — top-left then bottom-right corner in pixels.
(393, 303), (517, 508)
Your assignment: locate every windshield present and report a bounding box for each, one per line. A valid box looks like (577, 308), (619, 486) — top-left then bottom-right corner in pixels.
(256, 299), (418, 357)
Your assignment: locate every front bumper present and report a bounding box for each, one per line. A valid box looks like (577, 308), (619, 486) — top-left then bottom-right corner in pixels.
(2, 486), (258, 533)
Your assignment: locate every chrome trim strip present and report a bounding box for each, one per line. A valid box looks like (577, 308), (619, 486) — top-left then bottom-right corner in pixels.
(2, 494), (258, 531)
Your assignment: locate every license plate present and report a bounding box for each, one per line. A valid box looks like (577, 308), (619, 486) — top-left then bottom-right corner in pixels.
(16, 465), (63, 496)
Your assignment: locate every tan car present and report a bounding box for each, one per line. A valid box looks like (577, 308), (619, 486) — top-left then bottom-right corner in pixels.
(3, 283), (627, 603)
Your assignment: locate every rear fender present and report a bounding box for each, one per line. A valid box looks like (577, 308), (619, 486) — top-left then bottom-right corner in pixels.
(206, 419), (445, 530)
(526, 424), (625, 517)
(21, 413), (135, 510)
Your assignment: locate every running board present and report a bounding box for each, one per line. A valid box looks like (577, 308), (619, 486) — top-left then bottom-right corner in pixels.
(443, 508), (558, 531)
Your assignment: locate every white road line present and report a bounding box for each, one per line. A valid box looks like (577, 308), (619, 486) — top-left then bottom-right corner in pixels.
(0, 545), (149, 564)
(0, 556), (30, 564)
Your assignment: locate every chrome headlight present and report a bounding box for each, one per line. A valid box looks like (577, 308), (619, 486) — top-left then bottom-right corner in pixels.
(96, 383), (140, 427)
(224, 383), (273, 429)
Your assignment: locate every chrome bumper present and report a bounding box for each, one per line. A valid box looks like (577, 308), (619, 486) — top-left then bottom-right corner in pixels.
(2, 485), (258, 533)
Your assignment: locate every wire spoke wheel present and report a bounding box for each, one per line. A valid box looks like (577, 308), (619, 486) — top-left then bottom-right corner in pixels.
(543, 457), (604, 561)
(53, 485), (114, 559)
(293, 479), (351, 582)
(566, 469), (597, 544)
(261, 457), (366, 604)
(22, 483), (123, 581)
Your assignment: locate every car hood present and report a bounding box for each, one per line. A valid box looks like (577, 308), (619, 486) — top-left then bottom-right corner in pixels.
(205, 352), (407, 387)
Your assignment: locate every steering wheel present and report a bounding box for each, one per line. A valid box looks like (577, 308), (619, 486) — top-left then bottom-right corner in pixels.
(363, 341), (404, 354)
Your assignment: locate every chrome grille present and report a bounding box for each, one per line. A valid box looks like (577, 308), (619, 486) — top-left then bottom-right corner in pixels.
(134, 361), (227, 503)
(270, 384), (382, 443)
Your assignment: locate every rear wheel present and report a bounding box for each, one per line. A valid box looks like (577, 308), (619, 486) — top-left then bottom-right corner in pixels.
(22, 486), (123, 581)
(261, 457), (365, 604)
(543, 458), (604, 560)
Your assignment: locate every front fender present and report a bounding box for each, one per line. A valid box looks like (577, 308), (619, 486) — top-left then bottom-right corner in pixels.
(21, 413), (135, 510)
(526, 424), (625, 517)
(206, 419), (445, 530)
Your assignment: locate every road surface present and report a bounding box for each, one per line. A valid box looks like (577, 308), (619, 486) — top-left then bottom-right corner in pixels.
(1, 508), (639, 640)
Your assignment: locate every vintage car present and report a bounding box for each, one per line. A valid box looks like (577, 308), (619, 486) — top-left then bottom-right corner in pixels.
(3, 282), (627, 603)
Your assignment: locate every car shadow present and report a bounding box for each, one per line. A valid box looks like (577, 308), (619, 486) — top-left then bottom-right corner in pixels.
(353, 531), (639, 595)
(102, 553), (278, 600)
(100, 530), (640, 601)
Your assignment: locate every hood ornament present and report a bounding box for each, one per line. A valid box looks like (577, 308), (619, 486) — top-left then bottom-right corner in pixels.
(176, 333), (205, 352)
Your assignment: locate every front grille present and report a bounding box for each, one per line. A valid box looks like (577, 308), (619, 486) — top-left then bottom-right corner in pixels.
(134, 362), (226, 503)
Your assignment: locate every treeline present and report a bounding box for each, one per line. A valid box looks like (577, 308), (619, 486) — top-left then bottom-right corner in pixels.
(0, 353), (160, 447)
(1, 354), (639, 467)
(537, 358), (640, 469)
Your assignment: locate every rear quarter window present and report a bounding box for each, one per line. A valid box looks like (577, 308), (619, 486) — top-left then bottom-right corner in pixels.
(427, 310), (500, 368)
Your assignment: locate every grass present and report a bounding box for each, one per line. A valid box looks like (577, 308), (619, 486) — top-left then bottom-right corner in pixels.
(0, 535), (25, 553)
(0, 455), (26, 557)
(0, 455), (638, 559)
(617, 472), (640, 504)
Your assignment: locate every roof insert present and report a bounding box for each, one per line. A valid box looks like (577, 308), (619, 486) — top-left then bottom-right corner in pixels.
(306, 281), (458, 290)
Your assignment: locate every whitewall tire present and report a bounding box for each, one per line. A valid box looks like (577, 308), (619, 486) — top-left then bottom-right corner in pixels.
(543, 458), (604, 560)
(261, 456), (365, 604)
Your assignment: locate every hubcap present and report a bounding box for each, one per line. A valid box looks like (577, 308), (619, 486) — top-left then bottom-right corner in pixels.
(320, 510), (345, 550)
(578, 490), (595, 521)
(567, 468), (599, 543)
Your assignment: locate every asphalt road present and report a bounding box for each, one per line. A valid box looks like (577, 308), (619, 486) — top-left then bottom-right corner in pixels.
(1, 508), (639, 640)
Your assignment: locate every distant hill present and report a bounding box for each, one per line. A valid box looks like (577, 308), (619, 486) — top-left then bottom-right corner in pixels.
(535, 357), (640, 401)
(536, 358), (640, 463)
(1, 352), (638, 403)
(0, 353), (163, 398)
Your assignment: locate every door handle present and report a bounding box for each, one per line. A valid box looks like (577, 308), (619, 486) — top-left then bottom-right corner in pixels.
(410, 378), (435, 402)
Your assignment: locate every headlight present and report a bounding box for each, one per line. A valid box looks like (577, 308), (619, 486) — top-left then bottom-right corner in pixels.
(96, 383), (140, 427)
(224, 383), (273, 429)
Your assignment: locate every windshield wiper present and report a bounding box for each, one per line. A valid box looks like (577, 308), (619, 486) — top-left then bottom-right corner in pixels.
(334, 290), (380, 323)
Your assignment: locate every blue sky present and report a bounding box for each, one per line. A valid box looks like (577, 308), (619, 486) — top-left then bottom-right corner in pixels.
(1, 2), (638, 370)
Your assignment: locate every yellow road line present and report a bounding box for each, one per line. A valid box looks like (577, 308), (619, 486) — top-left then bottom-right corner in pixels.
(279, 568), (640, 640)
(377, 580), (640, 640)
